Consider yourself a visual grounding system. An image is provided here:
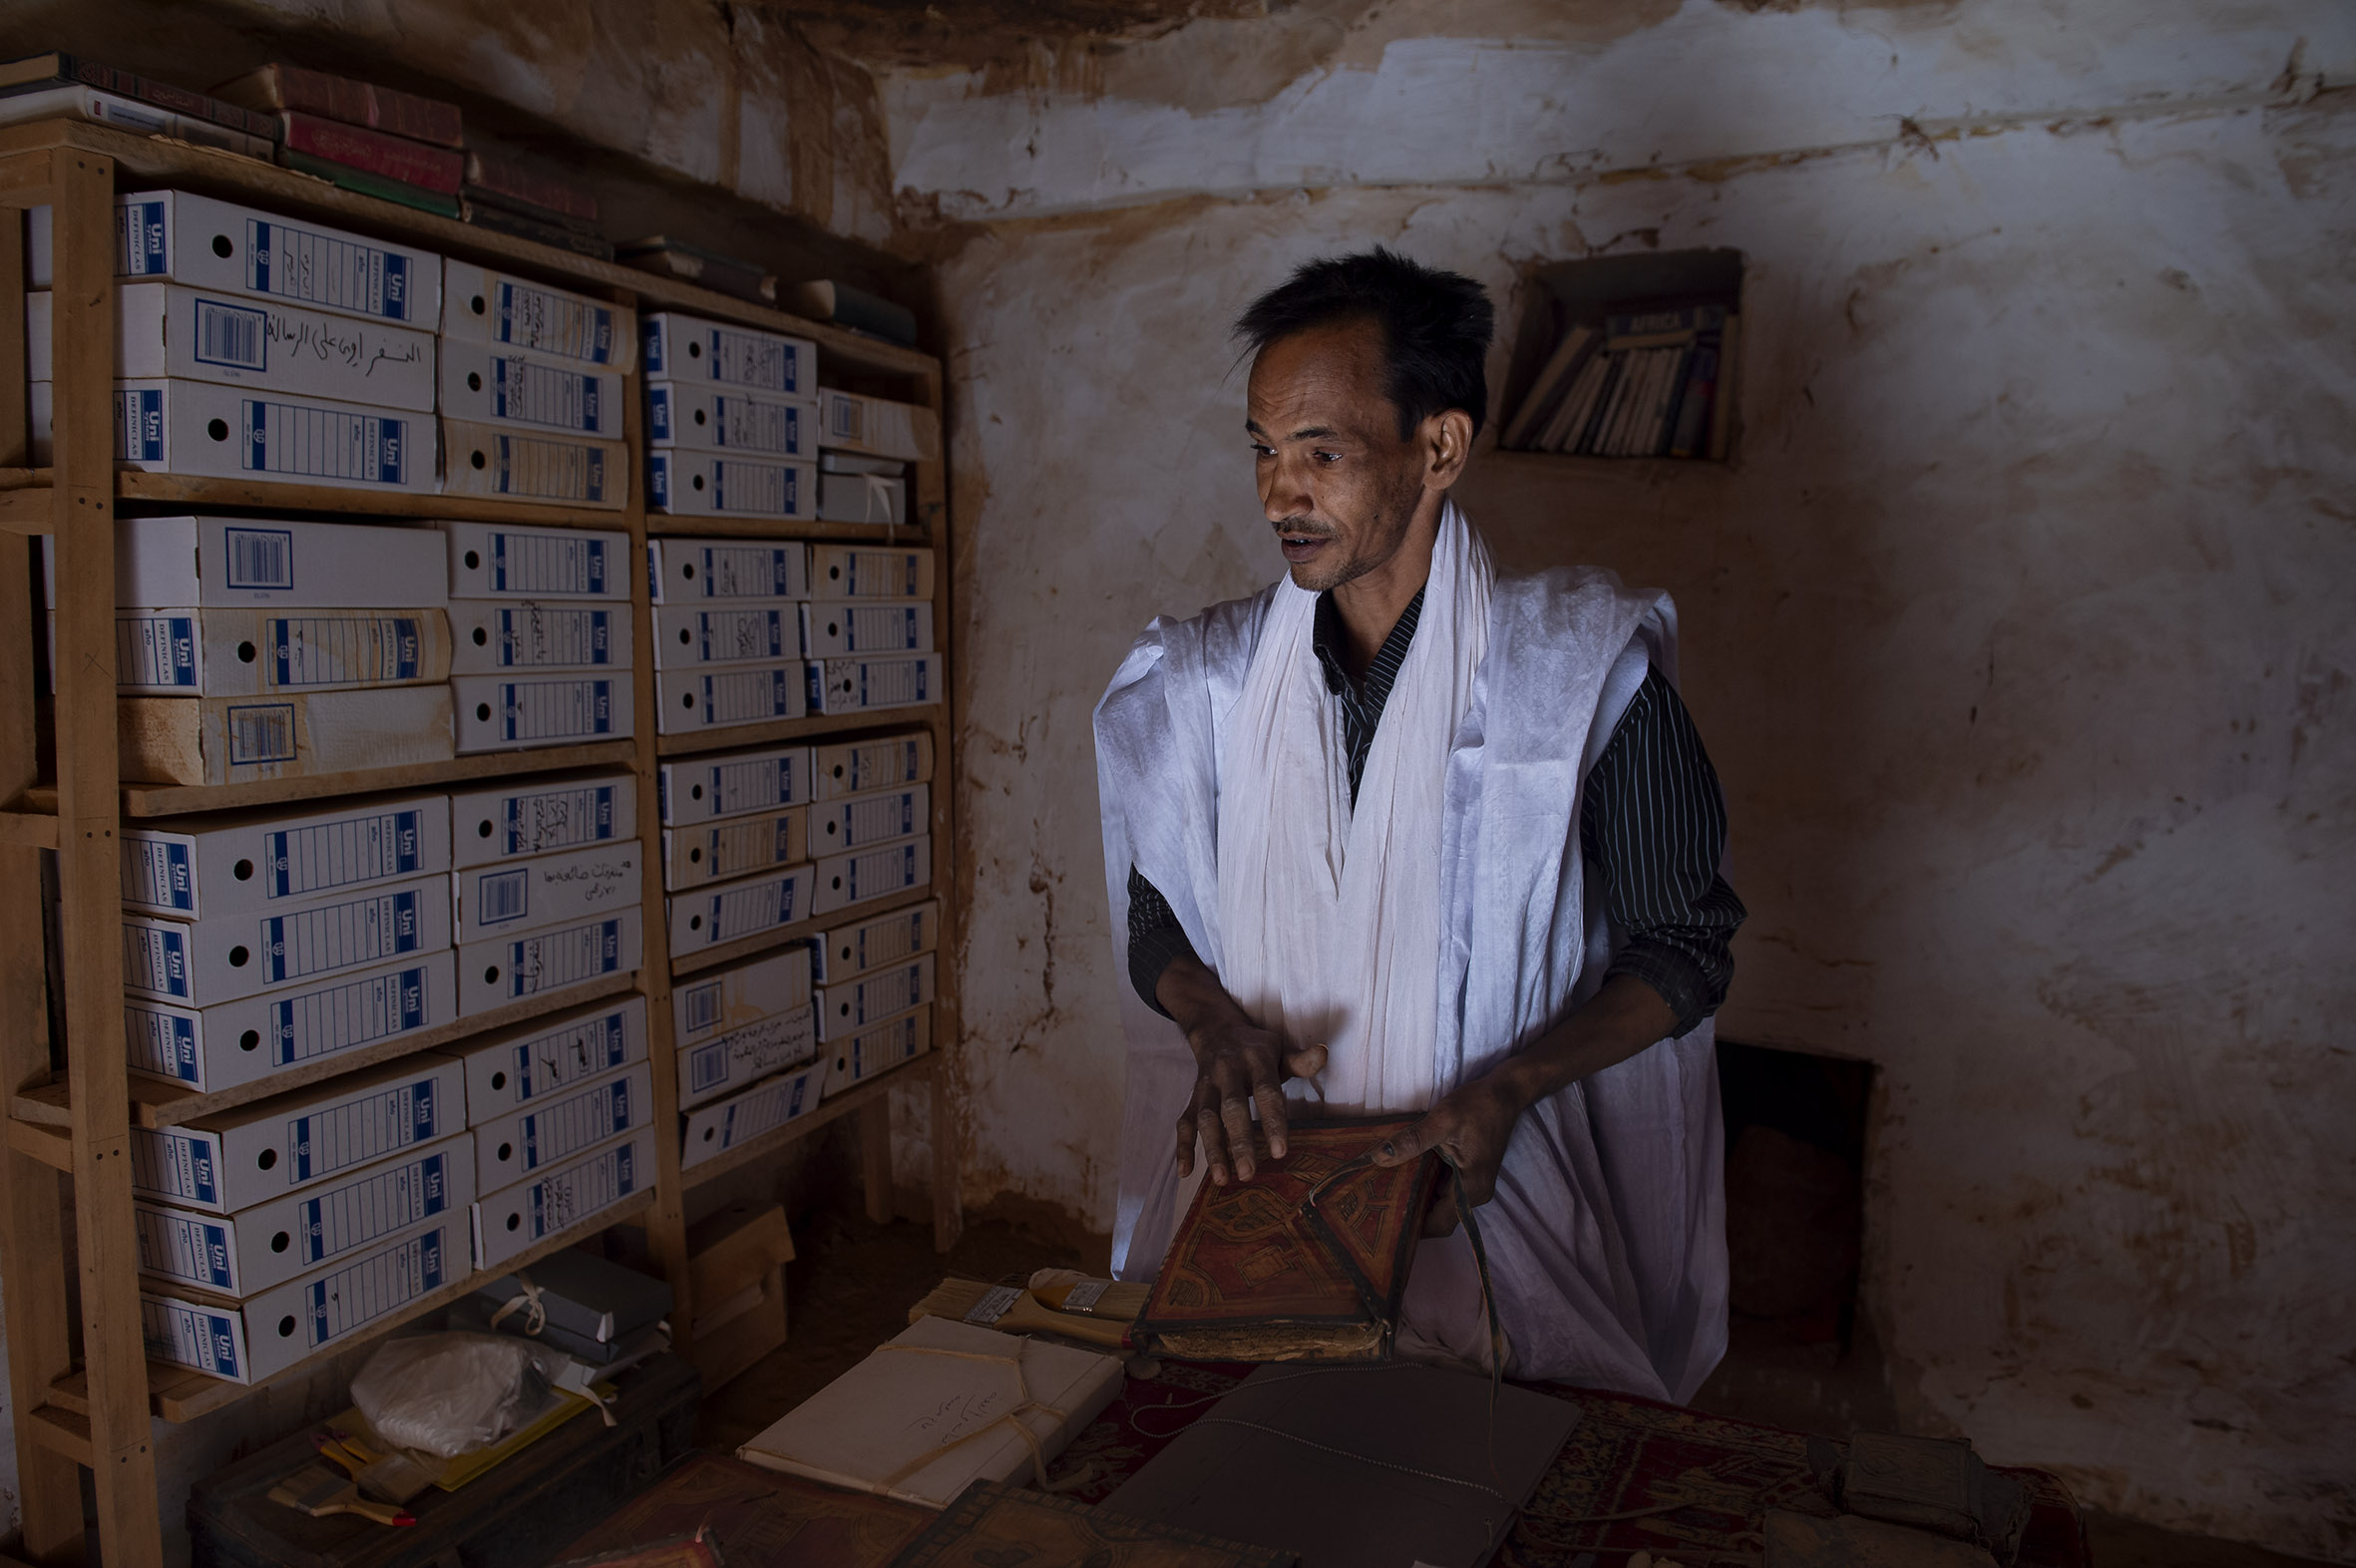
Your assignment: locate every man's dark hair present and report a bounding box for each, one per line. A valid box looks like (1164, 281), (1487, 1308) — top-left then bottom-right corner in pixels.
(1234, 247), (1495, 439)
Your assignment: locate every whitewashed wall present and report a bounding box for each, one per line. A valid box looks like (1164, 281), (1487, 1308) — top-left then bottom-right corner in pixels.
(906, 3), (2356, 1555)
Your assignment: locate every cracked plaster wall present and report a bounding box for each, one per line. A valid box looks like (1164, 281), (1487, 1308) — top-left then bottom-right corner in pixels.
(911, 1), (2356, 1556)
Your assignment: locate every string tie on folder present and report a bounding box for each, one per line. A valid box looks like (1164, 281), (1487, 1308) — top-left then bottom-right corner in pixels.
(860, 471), (898, 526)
(873, 1341), (1075, 1492)
(489, 1272), (548, 1336)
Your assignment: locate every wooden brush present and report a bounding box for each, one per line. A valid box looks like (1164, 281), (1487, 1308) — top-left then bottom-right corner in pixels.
(908, 1276), (1137, 1350)
(318, 1427), (435, 1506)
(267, 1462), (416, 1526)
(1026, 1268), (1153, 1321)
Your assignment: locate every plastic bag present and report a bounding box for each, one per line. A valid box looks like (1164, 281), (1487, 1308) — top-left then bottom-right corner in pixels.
(349, 1333), (558, 1458)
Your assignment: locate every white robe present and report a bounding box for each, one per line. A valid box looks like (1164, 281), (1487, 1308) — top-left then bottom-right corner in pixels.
(1091, 516), (1730, 1402)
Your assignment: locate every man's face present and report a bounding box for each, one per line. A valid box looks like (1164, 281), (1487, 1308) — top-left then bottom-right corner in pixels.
(1247, 318), (1429, 593)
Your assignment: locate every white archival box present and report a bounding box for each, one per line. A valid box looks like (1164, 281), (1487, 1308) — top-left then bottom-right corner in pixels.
(121, 871), (451, 1007)
(800, 600), (932, 657)
(452, 837), (645, 945)
(736, 1317), (1123, 1508)
(25, 283), (435, 409)
(451, 672), (632, 752)
(447, 598), (632, 675)
(824, 1005), (932, 1098)
(679, 1061), (827, 1171)
(815, 955), (938, 1042)
(816, 472), (905, 527)
(442, 522), (631, 599)
(649, 603), (799, 670)
(118, 686), (456, 787)
(644, 538), (807, 602)
(647, 451), (816, 521)
(112, 379), (435, 494)
(812, 731), (934, 800)
(809, 784), (928, 857)
(144, 1213), (466, 1383)
(450, 772), (635, 869)
(457, 908), (644, 1016)
(456, 994), (648, 1122)
(133, 1130), (475, 1298)
(641, 312), (816, 394)
(439, 420), (627, 510)
(472, 1059), (654, 1192)
(814, 387), (941, 464)
(125, 951), (456, 1096)
(122, 793), (450, 920)
(677, 1001), (817, 1112)
(111, 189), (442, 327)
(672, 947), (813, 1046)
(438, 343), (625, 437)
(810, 900), (941, 984)
(471, 1127), (653, 1271)
(654, 662), (807, 735)
(667, 866), (816, 958)
(656, 742), (812, 828)
(812, 837), (931, 917)
(114, 606), (452, 696)
(807, 545), (934, 600)
(440, 259), (636, 370)
(662, 805), (806, 892)
(117, 515), (448, 608)
(127, 1051), (467, 1214)
(806, 653), (941, 716)
(645, 383), (816, 457)
(452, 993), (645, 1115)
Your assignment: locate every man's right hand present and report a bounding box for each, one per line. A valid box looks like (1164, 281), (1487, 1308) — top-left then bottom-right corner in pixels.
(1175, 1019), (1329, 1186)
(1154, 951), (1327, 1185)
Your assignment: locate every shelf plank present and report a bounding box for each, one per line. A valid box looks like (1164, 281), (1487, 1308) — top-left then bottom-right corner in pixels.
(0, 467), (52, 490)
(0, 485), (53, 536)
(24, 1404), (92, 1467)
(0, 120), (937, 384)
(682, 1052), (933, 1191)
(0, 810), (58, 849)
(653, 704), (943, 758)
(136, 1188), (657, 1423)
(646, 516), (932, 544)
(119, 740), (639, 819)
(117, 472), (627, 530)
(12, 971), (640, 1131)
(668, 882), (936, 979)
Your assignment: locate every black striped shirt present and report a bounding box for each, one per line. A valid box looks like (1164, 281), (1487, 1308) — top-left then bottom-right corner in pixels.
(1126, 586), (1745, 1036)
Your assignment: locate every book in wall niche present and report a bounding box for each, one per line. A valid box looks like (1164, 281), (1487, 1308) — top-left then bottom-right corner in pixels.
(1130, 1114), (1439, 1363)
(1504, 299), (1738, 460)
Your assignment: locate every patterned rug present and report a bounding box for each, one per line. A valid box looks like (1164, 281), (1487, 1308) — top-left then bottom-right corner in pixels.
(1039, 1361), (2089, 1567)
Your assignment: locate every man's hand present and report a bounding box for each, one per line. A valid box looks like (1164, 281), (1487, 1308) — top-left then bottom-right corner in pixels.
(1369, 1073), (1525, 1237)
(1175, 1018), (1328, 1186)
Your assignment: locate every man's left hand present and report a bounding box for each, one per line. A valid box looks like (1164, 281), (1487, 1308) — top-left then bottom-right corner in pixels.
(1368, 1073), (1525, 1237)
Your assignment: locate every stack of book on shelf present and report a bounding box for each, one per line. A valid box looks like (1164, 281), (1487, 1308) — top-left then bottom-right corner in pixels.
(25, 186), (443, 491)
(461, 135), (612, 259)
(1501, 301), (1740, 461)
(0, 51), (276, 160)
(621, 237), (779, 305)
(214, 62), (468, 218)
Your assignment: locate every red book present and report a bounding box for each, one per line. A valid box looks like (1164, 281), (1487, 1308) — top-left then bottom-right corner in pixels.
(279, 112), (463, 195)
(465, 145), (596, 223)
(214, 63), (462, 149)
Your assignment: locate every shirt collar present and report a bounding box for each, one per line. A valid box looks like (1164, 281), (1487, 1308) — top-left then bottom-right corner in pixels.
(1311, 586), (1426, 698)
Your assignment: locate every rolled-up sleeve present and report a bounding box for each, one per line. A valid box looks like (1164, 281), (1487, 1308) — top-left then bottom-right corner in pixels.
(1126, 865), (1200, 1019)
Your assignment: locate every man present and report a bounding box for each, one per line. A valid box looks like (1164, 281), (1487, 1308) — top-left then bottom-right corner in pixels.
(1093, 248), (1744, 1401)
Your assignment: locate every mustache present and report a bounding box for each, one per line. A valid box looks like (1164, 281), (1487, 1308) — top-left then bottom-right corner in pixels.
(1272, 520), (1334, 539)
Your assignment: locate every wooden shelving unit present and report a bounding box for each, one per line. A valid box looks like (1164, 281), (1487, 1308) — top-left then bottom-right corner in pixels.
(0, 118), (963, 1565)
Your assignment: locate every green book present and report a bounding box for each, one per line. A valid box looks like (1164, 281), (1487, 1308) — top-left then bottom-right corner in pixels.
(283, 148), (460, 218)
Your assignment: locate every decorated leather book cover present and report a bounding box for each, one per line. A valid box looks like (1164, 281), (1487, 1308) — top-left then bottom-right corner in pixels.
(1132, 1114), (1439, 1362)
(550, 1453), (931, 1567)
(889, 1479), (1297, 1567)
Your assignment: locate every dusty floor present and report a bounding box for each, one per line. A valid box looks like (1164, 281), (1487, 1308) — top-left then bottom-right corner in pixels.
(698, 1200), (2333, 1568)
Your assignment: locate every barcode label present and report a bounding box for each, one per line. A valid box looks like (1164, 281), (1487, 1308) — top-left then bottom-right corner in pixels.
(518, 1074), (638, 1171)
(496, 678), (614, 742)
(304, 1226), (448, 1349)
(709, 756), (795, 816)
(492, 534), (608, 594)
(296, 1150), (452, 1267)
(480, 432), (607, 502)
(499, 784), (618, 855)
(194, 296), (267, 369)
(268, 965), (431, 1065)
(699, 667), (796, 725)
(476, 869), (529, 926)
(123, 836), (196, 912)
(117, 615), (197, 688)
(268, 615), (423, 686)
(288, 1076), (443, 1182)
(225, 527), (295, 589)
(264, 810), (424, 900)
(503, 918), (624, 998)
(492, 280), (615, 363)
(245, 218), (416, 322)
(259, 889), (424, 984)
(681, 980), (721, 1037)
(700, 546), (798, 598)
(687, 1008), (815, 1098)
(494, 606), (612, 667)
(489, 356), (602, 431)
(242, 399), (408, 485)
